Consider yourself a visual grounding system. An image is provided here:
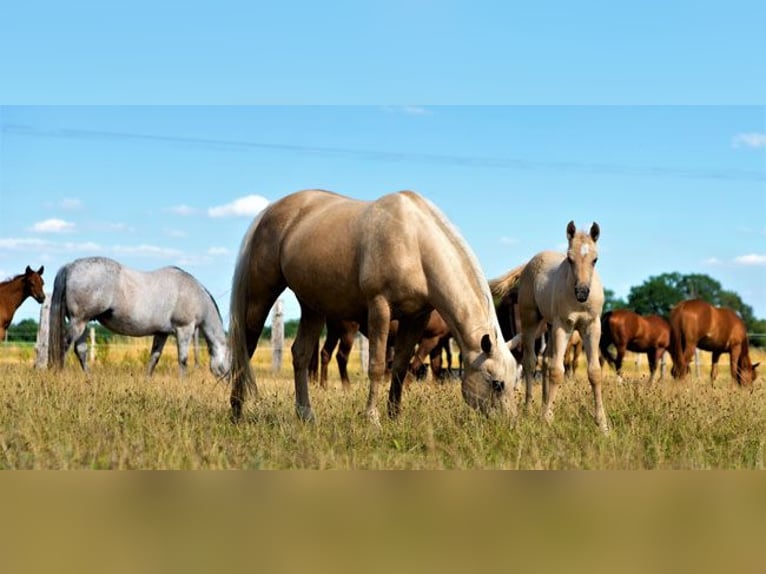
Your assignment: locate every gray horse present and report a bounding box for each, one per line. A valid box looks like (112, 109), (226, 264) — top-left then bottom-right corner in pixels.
(48, 256), (229, 377)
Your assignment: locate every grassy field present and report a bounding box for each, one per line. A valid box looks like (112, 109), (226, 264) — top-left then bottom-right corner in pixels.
(0, 339), (764, 469)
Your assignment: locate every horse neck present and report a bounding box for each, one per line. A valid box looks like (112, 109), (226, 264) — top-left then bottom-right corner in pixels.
(0, 277), (27, 313)
(198, 305), (227, 356)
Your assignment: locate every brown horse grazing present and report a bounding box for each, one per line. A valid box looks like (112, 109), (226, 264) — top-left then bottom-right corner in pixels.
(0, 266), (45, 341)
(669, 299), (759, 388)
(491, 221), (607, 432)
(229, 189), (516, 424)
(600, 309), (671, 382)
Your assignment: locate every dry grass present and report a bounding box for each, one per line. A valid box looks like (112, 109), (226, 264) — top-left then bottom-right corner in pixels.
(0, 340), (764, 469)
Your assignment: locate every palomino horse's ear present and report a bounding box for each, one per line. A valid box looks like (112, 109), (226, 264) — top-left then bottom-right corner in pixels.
(590, 222), (600, 242)
(566, 221), (576, 241)
(37, 265), (44, 275)
(481, 334), (492, 354)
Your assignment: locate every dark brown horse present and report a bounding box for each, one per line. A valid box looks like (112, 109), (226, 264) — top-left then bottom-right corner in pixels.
(600, 309), (671, 382)
(669, 299), (759, 388)
(0, 266), (45, 341)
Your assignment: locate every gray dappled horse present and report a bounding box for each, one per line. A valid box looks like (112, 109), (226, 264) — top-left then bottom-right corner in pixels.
(229, 189), (517, 424)
(48, 256), (229, 377)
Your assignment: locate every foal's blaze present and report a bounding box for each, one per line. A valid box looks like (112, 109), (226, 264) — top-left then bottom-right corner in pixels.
(566, 221), (600, 303)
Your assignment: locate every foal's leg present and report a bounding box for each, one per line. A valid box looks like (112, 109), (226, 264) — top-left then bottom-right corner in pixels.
(291, 306), (325, 422)
(542, 322), (568, 425)
(147, 333), (169, 377)
(364, 295), (392, 426)
(582, 321), (608, 433)
(388, 313), (430, 419)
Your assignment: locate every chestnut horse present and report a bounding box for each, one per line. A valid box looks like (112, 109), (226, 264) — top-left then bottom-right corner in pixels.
(669, 299), (759, 388)
(229, 189), (516, 424)
(0, 266), (46, 341)
(600, 309), (671, 382)
(491, 221), (607, 432)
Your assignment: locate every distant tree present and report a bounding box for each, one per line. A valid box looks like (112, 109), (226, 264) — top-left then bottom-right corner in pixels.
(602, 288), (626, 313)
(6, 318), (39, 342)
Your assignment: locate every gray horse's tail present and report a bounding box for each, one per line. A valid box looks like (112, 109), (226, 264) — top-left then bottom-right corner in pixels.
(228, 212), (265, 419)
(48, 264), (69, 370)
(489, 262), (526, 299)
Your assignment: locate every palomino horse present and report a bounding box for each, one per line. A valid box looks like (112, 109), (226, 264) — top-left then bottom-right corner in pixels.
(600, 309), (671, 382)
(48, 257), (229, 377)
(228, 189), (516, 423)
(491, 221), (607, 432)
(669, 299), (759, 388)
(0, 266), (45, 341)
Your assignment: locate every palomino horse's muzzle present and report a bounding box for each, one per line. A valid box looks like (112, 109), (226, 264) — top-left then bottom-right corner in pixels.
(574, 285), (590, 302)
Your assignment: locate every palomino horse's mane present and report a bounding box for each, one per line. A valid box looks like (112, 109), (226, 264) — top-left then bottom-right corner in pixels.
(411, 193), (496, 319)
(489, 263), (526, 299)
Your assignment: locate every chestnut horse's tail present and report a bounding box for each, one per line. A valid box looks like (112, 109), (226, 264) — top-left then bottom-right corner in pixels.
(599, 311), (617, 367)
(489, 263), (526, 300)
(668, 304), (686, 378)
(48, 264), (69, 370)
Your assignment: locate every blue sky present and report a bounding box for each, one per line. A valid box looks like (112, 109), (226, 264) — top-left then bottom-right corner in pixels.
(2, 106), (764, 325)
(1, 2), (764, 325)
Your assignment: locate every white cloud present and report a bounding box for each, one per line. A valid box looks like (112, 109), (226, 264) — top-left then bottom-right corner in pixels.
(500, 236), (519, 246)
(166, 204), (199, 216)
(734, 254), (766, 266)
(208, 194), (269, 218)
(207, 246), (230, 255)
(60, 198), (83, 210)
(704, 257), (722, 265)
(30, 218), (76, 233)
(112, 244), (182, 257)
(0, 237), (101, 253)
(164, 228), (188, 238)
(732, 132), (766, 149)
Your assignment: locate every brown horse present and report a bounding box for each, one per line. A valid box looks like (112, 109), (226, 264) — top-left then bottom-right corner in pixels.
(229, 189), (516, 424)
(491, 221), (607, 432)
(600, 309), (671, 382)
(669, 299), (759, 388)
(0, 266), (45, 341)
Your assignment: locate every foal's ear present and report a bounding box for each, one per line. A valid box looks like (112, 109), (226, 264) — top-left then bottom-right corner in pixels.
(590, 222), (600, 242)
(566, 220), (576, 241)
(25, 265), (32, 274)
(481, 334), (492, 354)
(37, 265), (44, 275)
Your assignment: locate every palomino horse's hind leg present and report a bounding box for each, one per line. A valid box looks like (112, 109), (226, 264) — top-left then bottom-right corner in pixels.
(291, 306), (325, 422)
(388, 313), (431, 419)
(147, 333), (169, 376)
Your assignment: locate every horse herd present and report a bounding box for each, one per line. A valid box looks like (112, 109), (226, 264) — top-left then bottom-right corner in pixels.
(0, 189), (759, 432)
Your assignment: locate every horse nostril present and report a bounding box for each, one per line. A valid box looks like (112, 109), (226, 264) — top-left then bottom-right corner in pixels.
(492, 379), (505, 392)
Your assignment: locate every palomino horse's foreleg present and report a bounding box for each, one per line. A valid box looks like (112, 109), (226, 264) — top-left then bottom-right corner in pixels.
(521, 327), (540, 412)
(147, 333), (169, 376)
(388, 313), (431, 419)
(365, 296), (392, 426)
(582, 322), (608, 433)
(291, 307), (325, 422)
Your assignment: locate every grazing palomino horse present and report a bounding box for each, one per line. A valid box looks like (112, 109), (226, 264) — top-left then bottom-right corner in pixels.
(48, 257), (229, 377)
(600, 309), (671, 382)
(669, 299), (759, 388)
(0, 266), (45, 341)
(491, 221), (607, 432)
(228, 189), (516, 424)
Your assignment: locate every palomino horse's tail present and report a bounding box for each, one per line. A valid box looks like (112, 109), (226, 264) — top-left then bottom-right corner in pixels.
(489, 262), (526, 299)
(48, 264), (69, 370)
(228, 212), (265, 416)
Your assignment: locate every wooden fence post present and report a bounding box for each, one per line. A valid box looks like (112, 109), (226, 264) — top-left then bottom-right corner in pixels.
(271, 299), (284, 373)
(89, 326), (96, 364)
(34, 294), (51, 369)
(694, 348), (700, 378)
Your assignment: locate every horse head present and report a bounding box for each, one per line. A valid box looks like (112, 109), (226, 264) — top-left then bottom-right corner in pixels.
(24, 265), (45, 303)
(566, 221), (599, 303)
(738, 356), (759, 388)
(461, 332), (517, 416)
